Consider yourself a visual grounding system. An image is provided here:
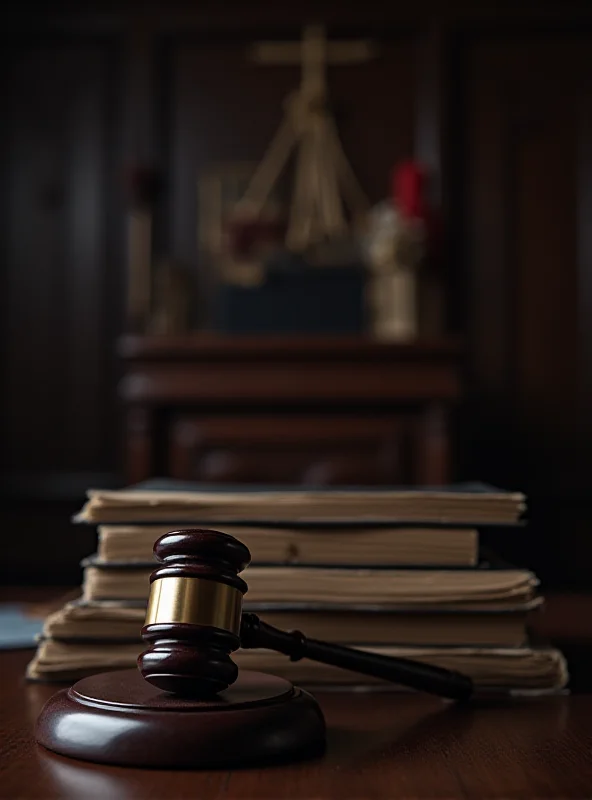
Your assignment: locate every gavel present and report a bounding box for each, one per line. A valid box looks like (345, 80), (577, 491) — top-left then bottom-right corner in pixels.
(139, 529), (474, 702)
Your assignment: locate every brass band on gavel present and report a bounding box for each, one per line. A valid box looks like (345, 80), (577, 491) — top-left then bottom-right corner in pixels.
(145, 577), (243, 636)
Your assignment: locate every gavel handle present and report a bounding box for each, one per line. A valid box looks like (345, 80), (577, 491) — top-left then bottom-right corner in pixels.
(240, 612), (473, 702)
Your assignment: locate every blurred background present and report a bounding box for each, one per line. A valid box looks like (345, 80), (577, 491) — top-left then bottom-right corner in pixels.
(1, 0), (591, 594)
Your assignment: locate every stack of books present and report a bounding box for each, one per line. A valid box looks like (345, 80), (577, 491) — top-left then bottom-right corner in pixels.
(27, 483), (568, 693)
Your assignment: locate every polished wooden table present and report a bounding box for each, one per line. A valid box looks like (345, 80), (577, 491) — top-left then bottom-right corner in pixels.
(2, 651), (592, 799)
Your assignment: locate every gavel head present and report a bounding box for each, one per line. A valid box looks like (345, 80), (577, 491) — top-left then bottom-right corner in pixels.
(138, 529), (251, 697)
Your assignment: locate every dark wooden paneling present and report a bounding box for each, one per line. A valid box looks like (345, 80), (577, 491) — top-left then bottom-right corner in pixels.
(0, 39), (123, 475)
(577, 71), (592, 442)
(465, 37), (589, 487)
(0, 500), (97, 585)
(462, 35), (592, 587)
(0, 37), (124, 583)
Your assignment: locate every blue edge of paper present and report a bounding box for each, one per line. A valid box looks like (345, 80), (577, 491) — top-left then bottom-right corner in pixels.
(0, 604), (44, 650)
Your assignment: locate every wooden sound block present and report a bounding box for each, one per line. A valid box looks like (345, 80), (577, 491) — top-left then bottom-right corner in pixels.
(36, 669), (326, 769)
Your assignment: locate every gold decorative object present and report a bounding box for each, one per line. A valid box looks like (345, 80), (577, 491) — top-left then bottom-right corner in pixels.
(235, 24), (375, 255)
(146, 576), (243, 634)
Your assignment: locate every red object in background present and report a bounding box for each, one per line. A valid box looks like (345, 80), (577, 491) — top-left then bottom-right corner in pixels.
(392, 160), (428, 222)
(226, 216), (286, 259)
(391, 160), (442, 266)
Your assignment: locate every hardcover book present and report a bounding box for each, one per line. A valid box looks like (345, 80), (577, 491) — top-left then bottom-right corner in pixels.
(75, 480), (526, 526)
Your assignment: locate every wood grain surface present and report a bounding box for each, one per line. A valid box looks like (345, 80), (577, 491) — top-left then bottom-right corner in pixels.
(35, 669), (325, 770)
(2, 650), (592, 799)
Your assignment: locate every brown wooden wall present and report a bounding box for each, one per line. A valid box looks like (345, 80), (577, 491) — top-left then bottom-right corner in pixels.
(2, 1), (592, 584)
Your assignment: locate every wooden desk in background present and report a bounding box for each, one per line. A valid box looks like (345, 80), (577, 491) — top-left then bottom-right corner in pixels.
(2, 648), (592, 799)
(118, 336), (462, 486)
